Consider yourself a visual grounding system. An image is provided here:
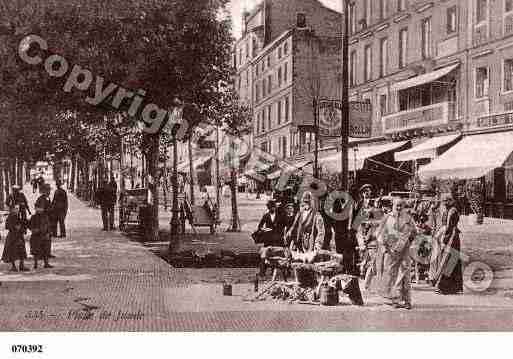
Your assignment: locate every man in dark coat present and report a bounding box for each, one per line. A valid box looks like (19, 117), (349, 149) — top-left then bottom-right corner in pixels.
(36, 174), (45, 191)
(329, 185), (367, 306)
(51, 179), (68, 238)
(96, 180), (116, 231)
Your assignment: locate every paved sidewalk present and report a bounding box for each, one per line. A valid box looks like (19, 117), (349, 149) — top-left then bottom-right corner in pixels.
(0, 184), (513, 331)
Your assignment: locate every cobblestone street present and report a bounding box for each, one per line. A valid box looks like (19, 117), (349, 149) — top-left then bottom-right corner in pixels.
(1, 185), (513, 331)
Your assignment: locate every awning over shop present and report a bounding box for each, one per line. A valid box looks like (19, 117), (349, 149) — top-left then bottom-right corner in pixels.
(267, 159), (313, 180)
(243, 169), (266, 182)
(320, 141), (410, 172)
(418, 132), (513, 180)
(279, 159), (312, 171)
(391, 64), (459, 92)
(177, 156), (212, 173)
(395, 134), (462, 162)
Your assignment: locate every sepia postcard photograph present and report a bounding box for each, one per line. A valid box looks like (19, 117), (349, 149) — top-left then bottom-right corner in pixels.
(1, 0), (513, 356)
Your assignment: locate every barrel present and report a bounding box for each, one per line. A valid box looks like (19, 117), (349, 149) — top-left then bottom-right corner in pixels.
(319, 285), (339, 306)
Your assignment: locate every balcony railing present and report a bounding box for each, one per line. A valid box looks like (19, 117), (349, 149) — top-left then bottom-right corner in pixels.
(382, 101), (455, 135)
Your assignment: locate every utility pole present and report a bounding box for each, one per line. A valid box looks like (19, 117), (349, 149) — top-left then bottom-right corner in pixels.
(340, 0), (349, 192)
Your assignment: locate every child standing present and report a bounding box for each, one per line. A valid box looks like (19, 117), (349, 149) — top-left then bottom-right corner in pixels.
(29, 204), (53, 269)
(1, 205), (29, 272)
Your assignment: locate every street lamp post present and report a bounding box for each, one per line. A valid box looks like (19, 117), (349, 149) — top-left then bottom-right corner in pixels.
(340, 0), (350, 192)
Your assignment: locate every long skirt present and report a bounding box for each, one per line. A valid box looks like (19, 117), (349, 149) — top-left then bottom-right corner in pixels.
(30, 233), (52, 260)
(1, 231), (27, 263)
(378, 248), (412, 304)
(435, 232), (463, 294)
(428, 227), (444, 282)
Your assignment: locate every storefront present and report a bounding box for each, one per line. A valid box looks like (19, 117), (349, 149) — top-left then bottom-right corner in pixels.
(418, 131), (513, 218)
(319, 141), (411, 193)
(395, 133), (462, 169)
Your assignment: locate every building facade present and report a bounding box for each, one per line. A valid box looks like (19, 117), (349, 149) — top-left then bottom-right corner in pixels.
(233, 0), (343, 163)
(346, 0), (513, 207)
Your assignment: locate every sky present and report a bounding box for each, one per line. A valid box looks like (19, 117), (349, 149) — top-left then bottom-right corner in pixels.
(228, 0), (342, 39)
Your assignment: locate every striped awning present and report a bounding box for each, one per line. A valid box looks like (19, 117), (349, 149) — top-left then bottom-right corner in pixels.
(395, 134), (461, 162)
(419, 132), (513, 180)
(391, 64), (459, 92)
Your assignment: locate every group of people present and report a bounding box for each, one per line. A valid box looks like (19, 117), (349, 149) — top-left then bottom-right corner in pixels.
(1, 180), (68, 272)
(255, 183), (464, 309)
(30, 173), (46, 194)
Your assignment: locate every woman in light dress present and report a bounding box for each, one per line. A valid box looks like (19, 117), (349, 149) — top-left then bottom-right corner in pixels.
(376, 198), (417, 309)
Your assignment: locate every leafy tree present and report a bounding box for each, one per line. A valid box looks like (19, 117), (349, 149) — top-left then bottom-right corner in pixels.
(0, 0), (235, 241)
(213, 88), (252, 232)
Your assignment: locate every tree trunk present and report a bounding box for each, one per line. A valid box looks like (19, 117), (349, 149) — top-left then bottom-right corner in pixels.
(229, 168), (240, 232)
(84, 161), (90, 201)
(188, 137), (195, 205)
(17, 159), (23, 186)
(0, 162), (5, 211)
(25, 162), (30, 183)
(4, 163), (10, 200)
(70, 154), (77, 193)
(120, 138), (125, 194)
(9, 158), (15, 188)
(215, 125), (220, 222)
(170, 135), (180, 241)
(147, 134), (160, 242)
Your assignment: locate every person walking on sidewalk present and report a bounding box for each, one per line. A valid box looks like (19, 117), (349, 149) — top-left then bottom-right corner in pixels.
(51, 179), (68, 238)
(96, 180), (116, 231)
(377, 198), (417, 310)
(6, 185), (31, 225)
(36, 174), (45, 192)
(31, 177), (38, 194)
(1, 205), (29, 272)
(434, 193), (463, 295)
(29, 200), (53, 269)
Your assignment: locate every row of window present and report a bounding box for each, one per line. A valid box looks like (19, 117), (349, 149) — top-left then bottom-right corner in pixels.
(254, 41), (289, 78)
(254, 62), (289, 103)
(259, 131), (319, 159)
(350, 11), (452, 86)
(260, 137), (288, 159)
(349, 0), (407, 34)
(234, 37), (260, 69)
(475, 59), (513, 98)
(255, 96), (291, 135)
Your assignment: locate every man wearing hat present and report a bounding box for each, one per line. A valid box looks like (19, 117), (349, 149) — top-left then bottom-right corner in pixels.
(51, 179), (68, 238)
(6, 184), (31, 224)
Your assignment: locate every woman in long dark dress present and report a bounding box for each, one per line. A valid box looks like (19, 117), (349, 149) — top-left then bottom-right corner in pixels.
(29, 202), (53, 269)
(434, 193), (463, 295)
(1, 205), (29, 272)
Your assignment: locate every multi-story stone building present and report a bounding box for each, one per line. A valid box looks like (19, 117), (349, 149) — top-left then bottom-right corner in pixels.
(342, 0), (513, 213)
(233, 0), (343, 164)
